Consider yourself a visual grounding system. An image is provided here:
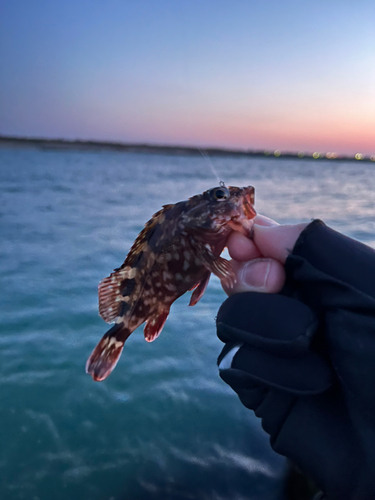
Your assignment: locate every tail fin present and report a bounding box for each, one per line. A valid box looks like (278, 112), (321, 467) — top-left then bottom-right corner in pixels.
(86, 323), (130, 382)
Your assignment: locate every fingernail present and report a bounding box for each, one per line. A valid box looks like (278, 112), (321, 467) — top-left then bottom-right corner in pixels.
(239, 259), (271, 290)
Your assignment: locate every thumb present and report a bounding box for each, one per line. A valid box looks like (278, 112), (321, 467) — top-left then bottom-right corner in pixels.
(223, 258), (286, 295)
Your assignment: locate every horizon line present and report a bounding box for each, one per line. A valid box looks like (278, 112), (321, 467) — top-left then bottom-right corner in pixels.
(1, 134), (374, 163)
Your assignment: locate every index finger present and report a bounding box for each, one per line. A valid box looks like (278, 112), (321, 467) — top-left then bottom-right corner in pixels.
(254, 214), (279, 227)
(226, 214), (279, 261)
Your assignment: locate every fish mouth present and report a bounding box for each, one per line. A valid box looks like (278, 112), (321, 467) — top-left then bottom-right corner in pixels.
(243, 190), (256, 220)
(228, 190), (256, 237)
(228, 216), (255, 237)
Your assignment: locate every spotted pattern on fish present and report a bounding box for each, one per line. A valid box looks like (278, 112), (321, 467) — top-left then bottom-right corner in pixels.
(86, 185), (256, 381)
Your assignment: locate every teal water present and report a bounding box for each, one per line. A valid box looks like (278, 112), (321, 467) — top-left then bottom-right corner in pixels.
(1, 146), (374, 500)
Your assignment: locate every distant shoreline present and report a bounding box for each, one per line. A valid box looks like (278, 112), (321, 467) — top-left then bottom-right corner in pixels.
(1, 135), (374, 163)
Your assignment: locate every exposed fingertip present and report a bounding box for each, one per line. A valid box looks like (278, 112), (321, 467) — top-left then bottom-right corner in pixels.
(253, 223), (309, 263)
(262, 259), (286, 293)
(254, 214), (279, 227)
(227, 231), (262, 261)
(222, 259), (286, 295)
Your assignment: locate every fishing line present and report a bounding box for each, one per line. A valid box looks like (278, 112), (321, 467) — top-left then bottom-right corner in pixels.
(198, 148), (223, 185)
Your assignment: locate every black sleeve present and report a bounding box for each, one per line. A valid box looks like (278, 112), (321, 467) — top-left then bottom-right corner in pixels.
(285, 219), (375, 301)
(283, 219), (375, 312)
(283, 220), (375, 419)
(217, 220), (375, 500)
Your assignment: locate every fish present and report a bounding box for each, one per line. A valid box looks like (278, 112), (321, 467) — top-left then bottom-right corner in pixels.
(86, 184), (256, 382)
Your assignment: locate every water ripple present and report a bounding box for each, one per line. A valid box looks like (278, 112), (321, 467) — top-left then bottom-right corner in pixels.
(0, 147), (373, 500)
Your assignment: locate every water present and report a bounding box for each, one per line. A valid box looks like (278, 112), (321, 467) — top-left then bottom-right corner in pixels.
(1, 146), (374, 500)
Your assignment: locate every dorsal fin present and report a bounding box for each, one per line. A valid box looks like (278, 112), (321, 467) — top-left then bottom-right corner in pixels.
(122, 205), (172, 264)
(98, 268), (136, 322)
(98, 205), (173, 323)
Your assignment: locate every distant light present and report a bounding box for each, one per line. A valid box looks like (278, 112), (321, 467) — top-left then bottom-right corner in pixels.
(371, 155), (375, 161)
(264, 150), (270, 156)
(298, 152), (304, 158)
(355, 153), (363, 160)
(312, 152), (320, 159)
(274, 150), (281, 157)
(326, 152), (337, 159)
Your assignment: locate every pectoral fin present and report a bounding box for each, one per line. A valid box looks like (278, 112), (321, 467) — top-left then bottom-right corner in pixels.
(209, 257), (236, 288)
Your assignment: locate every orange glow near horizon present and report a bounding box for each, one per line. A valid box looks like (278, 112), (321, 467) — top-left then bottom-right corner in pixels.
(1, 2), (375, 157)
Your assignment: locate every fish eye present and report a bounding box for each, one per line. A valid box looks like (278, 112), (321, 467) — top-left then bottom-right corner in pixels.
(211, 187), (229, 201)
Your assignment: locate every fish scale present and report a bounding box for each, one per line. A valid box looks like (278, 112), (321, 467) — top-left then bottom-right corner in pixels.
(86, 185), (256, 382)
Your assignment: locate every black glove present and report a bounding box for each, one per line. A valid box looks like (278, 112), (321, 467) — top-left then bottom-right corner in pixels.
(217, 220), (375, 500)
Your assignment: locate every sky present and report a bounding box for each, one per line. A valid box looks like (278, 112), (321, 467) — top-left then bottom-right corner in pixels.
(1, 0), (375, 155)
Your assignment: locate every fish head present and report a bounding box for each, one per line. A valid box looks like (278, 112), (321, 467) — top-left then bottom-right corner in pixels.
(181, 185), (256, 248)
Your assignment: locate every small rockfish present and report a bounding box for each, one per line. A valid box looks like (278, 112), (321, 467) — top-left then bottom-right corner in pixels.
(86, 185), (256, 381)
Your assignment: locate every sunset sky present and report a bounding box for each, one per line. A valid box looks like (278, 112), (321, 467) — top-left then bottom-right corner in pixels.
(1, 0), (375, 155)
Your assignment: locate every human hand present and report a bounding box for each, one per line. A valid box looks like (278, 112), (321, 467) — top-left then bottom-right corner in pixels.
(217, 219), (375, 499)
(222, 214), (308, 295)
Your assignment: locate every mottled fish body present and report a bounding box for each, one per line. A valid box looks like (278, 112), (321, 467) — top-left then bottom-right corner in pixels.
(86, 185), (256, 381)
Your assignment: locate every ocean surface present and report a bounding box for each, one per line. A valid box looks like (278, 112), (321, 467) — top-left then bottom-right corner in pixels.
(1, 146), (374, 500)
